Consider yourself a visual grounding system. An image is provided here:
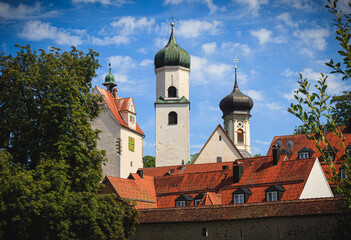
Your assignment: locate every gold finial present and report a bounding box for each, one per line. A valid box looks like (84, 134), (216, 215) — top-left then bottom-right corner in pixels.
(233, 57), (239, 69)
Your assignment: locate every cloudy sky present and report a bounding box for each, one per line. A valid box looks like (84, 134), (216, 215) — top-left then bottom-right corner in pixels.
(1, 0), (351, 156)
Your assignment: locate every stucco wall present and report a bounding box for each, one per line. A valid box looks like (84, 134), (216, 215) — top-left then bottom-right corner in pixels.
(91, 106), (121, 178)
(120, 128), (143, 178)
(195, 127), (242, 164)
(155, 103), (190, 166)
(131, 215), (337, 240)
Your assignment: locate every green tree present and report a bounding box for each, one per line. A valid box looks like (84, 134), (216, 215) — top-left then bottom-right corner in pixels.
(331, 91), (351, 125)
(0, 45), (138, 239)
(143, 155), (155, 168)
(288, 1), (351, 238)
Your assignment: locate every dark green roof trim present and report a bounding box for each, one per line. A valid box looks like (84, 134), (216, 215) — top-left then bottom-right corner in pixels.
(154, 96), (190, 104)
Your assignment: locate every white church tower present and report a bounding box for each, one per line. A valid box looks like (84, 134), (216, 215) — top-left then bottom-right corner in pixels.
(219, 58), (253, 157)
(154, 22), (191, 166)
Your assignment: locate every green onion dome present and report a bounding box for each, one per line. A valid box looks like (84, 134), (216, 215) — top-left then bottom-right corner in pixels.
(154, 23), (191, 69)
(103, 65), (117, 88)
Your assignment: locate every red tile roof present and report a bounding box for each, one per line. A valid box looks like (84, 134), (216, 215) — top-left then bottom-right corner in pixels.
(267, 126), (351, 162)
(198, 192), (222, 206)
(138, 198), (340, 223)
(96, 86), (144, 135)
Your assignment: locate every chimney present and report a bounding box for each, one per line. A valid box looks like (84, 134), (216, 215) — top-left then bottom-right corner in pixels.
(233, 164), (243, 183)
(273, 144), (280, 166)
(137, 170), (143, 179)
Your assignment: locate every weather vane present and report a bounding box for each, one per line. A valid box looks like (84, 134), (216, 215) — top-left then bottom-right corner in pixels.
(233, 57), (239, 69)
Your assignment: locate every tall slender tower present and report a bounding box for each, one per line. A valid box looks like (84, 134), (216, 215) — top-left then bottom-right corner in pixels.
(154, 22), (191, 166)
(219, 58), (253, 157)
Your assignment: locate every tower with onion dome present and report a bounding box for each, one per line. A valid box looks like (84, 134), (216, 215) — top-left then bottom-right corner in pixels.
(219, 58), (253, 157)
(154, 22), (191, 167)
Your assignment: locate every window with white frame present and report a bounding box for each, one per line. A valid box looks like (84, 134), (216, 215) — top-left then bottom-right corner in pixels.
(233, 194), (244, 204)
(176, 201), (185, 207)
(299, 152), (309, 159)
(266, 191), (278, 201)
(194, 199), (201, 206)
(341, 169), (347, 179)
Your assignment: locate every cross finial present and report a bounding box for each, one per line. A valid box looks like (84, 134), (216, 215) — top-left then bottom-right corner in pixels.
(170, 11), (174, 28)
(233, 57), (239, 69)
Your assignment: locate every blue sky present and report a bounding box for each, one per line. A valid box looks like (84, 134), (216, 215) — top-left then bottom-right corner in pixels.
(1, 0), (351, 156)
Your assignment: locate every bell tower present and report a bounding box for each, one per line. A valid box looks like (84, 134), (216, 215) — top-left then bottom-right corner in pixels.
(154, 22), (191, 166)
(219, 58), (253, 157)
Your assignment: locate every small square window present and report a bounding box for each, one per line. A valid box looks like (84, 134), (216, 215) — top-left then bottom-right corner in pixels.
(266, 191), (278, 201)
(194, 199), (201, 206)
(176, 201), (185, 207)
(234, 194), (244, 204)
(299, 152), (309, 159)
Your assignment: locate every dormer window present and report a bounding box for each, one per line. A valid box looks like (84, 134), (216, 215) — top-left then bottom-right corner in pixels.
(346, 145), (351, 156)
(194, 193), (204, 206)
(340, 167), (347, 179)
(175, 194), (193, 207)
(298, 147), (314, 159)
(233, 188), (252, 204)
(323, 146), (339, 162)
(265, 185), (286, 202)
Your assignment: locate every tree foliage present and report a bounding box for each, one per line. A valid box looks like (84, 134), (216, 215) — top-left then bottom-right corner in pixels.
(0, 45), (138, 239)
(143, 155), (155, 168)
(288, 1), (351, 237)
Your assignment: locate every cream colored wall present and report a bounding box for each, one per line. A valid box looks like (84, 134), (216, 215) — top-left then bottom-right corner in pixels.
(299, 158), (334, 199)
(120, 128), (143, 178)
(195, 127), (242, 164)
(155, 66), (190, 100)
(223, 115), (251, 154)
(155, 103), (190, 166)
(91, 104), (121, 178)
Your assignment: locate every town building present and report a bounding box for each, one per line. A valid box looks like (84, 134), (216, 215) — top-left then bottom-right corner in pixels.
(91, 65), (144, 178)
(154, 22), (191, 167)
(219, 59), (253, 157)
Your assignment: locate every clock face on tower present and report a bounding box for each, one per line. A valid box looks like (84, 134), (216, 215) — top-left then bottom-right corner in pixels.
(237, 121), (243, 128)
(128, 137), (135, 152)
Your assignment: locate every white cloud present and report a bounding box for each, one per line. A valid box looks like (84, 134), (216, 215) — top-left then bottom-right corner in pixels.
(140, 59), (153, 67)
(72, 0), (132, 6)
(177, 19), (222, 38)
(163, 0), (223, 14)
(110, 16), (155, 35)
(276, 13), (298, 28)
(138, 48), (148, 54)
(253, 139), (270, 145)
(280, 0), (315, 12)
(191, 56), (232, 85)
(283, 88), (297, 101)
(201, 42), (217, 54)
(221, 42), (252, 56)
(107, 55), (136, 71)
(234, 0), (268, 15)
(282, 68), (296, 78)
(0, 2), (41, 19)
(20, 20), (85, 46)
(294, 28), (330, 51)
(243, 90), (263, 101)
(250, 28), (286, 45)
(265, 102), (283, 111)
(155, 37), (168, 48)
(91, 35), (129, 45)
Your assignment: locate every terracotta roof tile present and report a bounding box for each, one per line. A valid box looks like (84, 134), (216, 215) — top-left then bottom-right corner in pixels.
(96, 87), (144, 135)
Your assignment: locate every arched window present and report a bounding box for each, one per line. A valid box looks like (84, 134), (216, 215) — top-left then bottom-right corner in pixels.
(168, 86), (177, 97)
(237, 129), (244, 142)
(168, 111), (177, 125)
